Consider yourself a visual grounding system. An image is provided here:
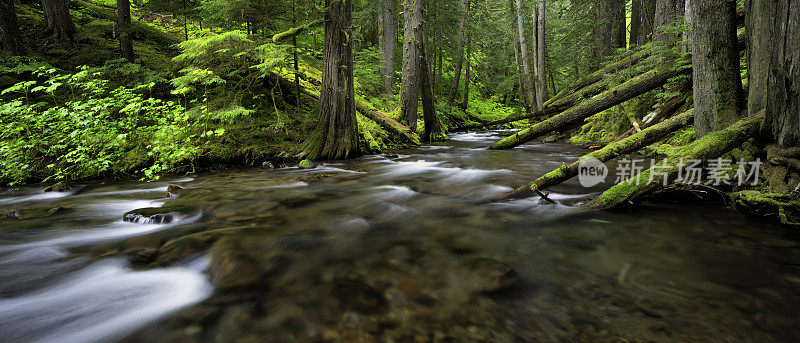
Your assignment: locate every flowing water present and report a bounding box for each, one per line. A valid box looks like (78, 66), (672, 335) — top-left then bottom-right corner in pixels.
(1, 131), (799, 342)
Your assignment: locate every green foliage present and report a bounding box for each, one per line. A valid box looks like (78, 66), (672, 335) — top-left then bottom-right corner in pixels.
(0, 70), (197, 185)
(354, 47), (383, 96)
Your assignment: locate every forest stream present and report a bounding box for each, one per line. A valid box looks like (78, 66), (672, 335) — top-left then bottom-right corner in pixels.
(1, 131), (799, 342)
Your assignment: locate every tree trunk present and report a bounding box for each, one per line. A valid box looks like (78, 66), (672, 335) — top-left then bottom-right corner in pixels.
(303, 0), (360, 160)
(690, 0), (743, 137)
(491, 61), (692, 149)
(42, 0), (77, 41)
(592, 0), (616, 67)
(583, 113), (763, 210)
(510, 11), (528, 110)
(0, 0), (23, 54)
(745, 0), (774, 116)
(292, 0), (301, 107)
(117, 0), (134, 61)
(630, 0), (642, 46)
(496, 109), (695, 201)
(764, 0), (800, 148)
(400, 0), (421, 132)
(182, 0), (188, 41)
(653, 0), (685, 43)
(461, 24), (471, 110)
(534, 0), (547, 106)
(639, 0), (656, 43)
(380, 0), (396, 97)
(611, 0), (626, 49)
(448, 0), (470, 107)
(515, 0), (537, 110)
(419, 31), (445, 142)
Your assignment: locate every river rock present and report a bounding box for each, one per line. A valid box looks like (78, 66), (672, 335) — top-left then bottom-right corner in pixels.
(457, 258), (519, 293)
(166, 185), (184, 199)
(332, 278), (388, 314)
(3, 208), (21, 220)
(298, 159), (316, 169)
(123, 206), (195, 224)
(44, 182), (71, 192)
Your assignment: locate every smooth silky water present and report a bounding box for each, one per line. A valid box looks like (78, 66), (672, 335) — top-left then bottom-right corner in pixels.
(1, 131), (798, 342)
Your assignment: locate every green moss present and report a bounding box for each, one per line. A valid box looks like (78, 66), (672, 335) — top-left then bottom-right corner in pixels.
(298, 159), (315, 169)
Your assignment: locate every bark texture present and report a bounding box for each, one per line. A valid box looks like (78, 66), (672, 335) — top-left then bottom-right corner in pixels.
(303, 0), (360, 160)
(653, 0), (685, 43)
(491, 61), (691, 149)
(461, 24), (471, 110)
(764, 0), (800, 148)
(380, 0), (396, 96)
(42, 0), (77, 41)
(745, 0), (773, 116)
(690, 0), (743, 137)
(0, 0), (23, 54)
(117, 0), (134, 61)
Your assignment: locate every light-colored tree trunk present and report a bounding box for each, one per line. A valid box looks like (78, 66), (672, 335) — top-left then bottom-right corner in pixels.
(764, 0), (800, 148)
(515, 0), (537, 110)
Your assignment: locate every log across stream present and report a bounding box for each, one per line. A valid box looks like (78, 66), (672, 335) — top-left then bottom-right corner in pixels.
(1, 132), (798, 342)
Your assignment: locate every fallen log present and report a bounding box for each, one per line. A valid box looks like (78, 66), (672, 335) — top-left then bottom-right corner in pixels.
(272, 20), (324, 44)
(492, 109), (695, 202)
(269, 68), (420, 145)
(546, 48), (653, 107)
(583, 113), (763, 210)
(452, 104), (568, 132)
(490, 61), (692, 150)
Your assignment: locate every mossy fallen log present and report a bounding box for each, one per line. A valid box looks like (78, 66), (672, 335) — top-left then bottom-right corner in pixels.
(583, 113), (763, 210)
(272, 20), (324, 44)
(546, 48), (653, 107)
(493, 109), (695, 202)
(490, 61), (692, 150)
(732, 190), (800, 226)
(268, 68), (420, 145)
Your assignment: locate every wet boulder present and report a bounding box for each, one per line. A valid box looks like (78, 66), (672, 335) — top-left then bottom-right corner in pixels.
(166, 184), (185, 199)
(123, 206), (195, 224)
(2, 208), (21, 220)
(298, 159), (316, 169)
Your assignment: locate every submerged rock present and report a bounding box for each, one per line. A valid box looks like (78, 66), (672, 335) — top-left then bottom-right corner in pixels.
(44, 182), (71, 192)
(3, 208), (21, 220)
(123, 206), (195, 224)
(47, 207), (70, 215)
(298, 159), (316, 169)
(457, 258), (519, 293)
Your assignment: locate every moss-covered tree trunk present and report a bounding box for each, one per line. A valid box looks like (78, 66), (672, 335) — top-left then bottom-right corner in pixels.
(745, 0), (774, 116)
(583, 113), (763, 210)
(419, 35), (445, 142)
(448, 0), (470, 107)
(764, 0), (800, 148)
(0, 0), (23, 54)
(380, 0), (396, 97)
(495, 109), (695, 202)
(117, 0), (134, 61)
(491, 61), (691, 150)
(303, 0), (360, 160)
(690, 0), (743, 137)
(42, 0), (77, 41)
